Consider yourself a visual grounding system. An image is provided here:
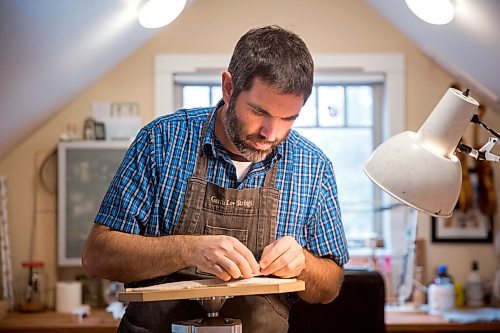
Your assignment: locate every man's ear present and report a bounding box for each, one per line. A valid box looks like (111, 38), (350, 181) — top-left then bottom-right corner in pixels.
(221, 71), (233, 103)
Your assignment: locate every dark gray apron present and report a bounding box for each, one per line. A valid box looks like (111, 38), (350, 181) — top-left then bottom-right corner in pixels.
(118, 113), (290, 333)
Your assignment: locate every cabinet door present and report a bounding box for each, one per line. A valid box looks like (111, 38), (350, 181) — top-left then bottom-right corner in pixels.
(58, 142), (128, 266)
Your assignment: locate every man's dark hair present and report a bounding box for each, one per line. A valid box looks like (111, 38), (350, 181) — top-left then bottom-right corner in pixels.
(228, 25), (314, 105)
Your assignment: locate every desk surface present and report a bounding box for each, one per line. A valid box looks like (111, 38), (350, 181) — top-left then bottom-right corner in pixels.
(1, 308), (500, 332)
(386, 310), (500, 332)
(0, 310), (119, 333)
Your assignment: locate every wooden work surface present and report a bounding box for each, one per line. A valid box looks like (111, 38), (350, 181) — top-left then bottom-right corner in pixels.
(386, 310), (500, 332)
(2, 305), (500, 333)
(0, 309), (119, 333)
(119, 277), (305, 302)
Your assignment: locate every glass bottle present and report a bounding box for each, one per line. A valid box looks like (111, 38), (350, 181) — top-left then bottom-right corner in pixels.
(18, 261), (47, 312)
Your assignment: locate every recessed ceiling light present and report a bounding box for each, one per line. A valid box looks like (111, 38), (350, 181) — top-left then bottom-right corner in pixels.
(137, 0), (187, 29)
(405, 0), (455, 25)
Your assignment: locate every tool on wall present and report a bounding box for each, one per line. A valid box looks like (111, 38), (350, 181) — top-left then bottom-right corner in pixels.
(474, 106), (497, 216)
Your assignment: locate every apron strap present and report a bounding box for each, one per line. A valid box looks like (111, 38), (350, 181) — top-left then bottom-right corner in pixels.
(194, 155), (209, 178)
(263, 162), (278, 188)
(193, 106), (217, 178)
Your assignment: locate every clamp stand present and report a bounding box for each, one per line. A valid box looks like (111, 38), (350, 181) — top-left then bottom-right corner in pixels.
(119, 277), (305, 332)
(171, 296), (242, 333)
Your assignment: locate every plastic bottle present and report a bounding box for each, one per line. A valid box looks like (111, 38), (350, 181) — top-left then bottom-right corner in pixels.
(466, 260), (484, 307)
(427, 265), (455, 315)
(454, 283), (465, 308)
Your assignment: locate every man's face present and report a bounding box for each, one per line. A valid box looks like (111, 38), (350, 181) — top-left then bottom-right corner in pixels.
(223, 78), (304, 162)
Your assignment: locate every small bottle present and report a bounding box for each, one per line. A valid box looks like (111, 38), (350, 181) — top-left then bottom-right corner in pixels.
(454, 283), (465, 308)
(466, 260), (484, 307)
(18, 261), (48, 312)
(427, 265), (455, 315)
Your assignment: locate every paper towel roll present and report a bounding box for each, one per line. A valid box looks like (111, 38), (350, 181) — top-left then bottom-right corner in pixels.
(56, 281), (82, 313)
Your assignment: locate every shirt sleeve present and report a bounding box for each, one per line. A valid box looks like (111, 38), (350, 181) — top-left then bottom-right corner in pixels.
(94, 127), (157, 234)
(306, 161), (350, 266)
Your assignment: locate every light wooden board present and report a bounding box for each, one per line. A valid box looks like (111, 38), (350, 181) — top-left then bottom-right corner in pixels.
(119, 277), (305, 302)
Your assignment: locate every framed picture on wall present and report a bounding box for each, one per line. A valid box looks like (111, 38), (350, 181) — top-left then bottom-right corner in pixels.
(431, 209), (493, 243)
(431, 163), (496, 244)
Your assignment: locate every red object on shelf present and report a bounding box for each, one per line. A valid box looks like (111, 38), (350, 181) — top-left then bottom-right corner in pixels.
(21, 261), (45, 268)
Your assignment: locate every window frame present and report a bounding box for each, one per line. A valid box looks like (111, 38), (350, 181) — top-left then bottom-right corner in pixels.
(154, 53), (407, 255)
(294, 82), (385, 239)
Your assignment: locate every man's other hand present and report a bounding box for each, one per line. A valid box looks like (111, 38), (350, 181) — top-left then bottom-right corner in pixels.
(189, 235), (260, 281)
(259, 236), (305, 278)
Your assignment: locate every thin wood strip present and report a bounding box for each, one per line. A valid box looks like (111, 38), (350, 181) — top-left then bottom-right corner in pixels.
(119, 278), (305, 302)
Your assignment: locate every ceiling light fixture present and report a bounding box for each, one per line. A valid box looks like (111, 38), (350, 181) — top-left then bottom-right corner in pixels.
(137, 0), (187, 29)
(405, 0), (455, 25)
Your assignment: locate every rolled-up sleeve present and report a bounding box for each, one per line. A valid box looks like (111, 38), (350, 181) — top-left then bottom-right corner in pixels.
(307, 161), (349, 266)
(94, 128), (157, 234)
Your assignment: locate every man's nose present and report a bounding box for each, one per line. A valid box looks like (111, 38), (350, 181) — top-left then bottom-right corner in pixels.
(260, 117), (280, 142)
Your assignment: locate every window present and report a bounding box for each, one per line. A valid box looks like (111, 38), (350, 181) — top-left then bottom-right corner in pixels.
(182, 86), (221, 109)
(178, 79), (384, 248)
(294, 82), (384, 247)
(156, 54), (405, 253)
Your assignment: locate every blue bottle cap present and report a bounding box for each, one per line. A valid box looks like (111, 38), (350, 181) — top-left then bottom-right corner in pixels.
(437, 265), (448, 274)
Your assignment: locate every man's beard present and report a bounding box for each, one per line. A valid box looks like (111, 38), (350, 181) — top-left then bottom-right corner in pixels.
(224, 101), (286, 162)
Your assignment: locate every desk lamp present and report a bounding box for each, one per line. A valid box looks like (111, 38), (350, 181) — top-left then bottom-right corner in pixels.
(364, 87), (499, 218)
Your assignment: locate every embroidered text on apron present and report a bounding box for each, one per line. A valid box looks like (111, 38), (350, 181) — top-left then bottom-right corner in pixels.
(119, 111), (291, 333)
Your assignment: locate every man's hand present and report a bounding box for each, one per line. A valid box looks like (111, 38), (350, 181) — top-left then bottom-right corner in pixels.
(188, 235), (260, 281)
(259, 236), (305, 278)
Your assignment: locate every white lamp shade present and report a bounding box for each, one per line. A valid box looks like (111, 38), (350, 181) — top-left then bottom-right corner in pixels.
(364, 131), (462, 217)
(364, 88), (479, 217)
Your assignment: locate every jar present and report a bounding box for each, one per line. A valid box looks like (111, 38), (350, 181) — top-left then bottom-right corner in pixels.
(427, 265), (455, 315)
(18, 261), (48, 312)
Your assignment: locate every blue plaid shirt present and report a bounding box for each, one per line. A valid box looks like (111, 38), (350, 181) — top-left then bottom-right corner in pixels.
(95, 105), (349, 265)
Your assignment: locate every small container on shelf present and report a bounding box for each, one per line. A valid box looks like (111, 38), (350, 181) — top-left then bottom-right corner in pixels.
(427, 264), (455, 315)
(18, 261), (48, 312)
(466, 260), (484, 307)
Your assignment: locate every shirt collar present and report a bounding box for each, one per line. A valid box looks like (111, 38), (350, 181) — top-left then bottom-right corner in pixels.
(201, 99), (284, 164)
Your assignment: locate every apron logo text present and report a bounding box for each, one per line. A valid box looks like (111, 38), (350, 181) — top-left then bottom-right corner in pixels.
(210, 196), (254, 208)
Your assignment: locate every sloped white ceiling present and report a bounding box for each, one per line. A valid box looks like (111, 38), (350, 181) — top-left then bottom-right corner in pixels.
(0, 0), (499, 160)
(364, 0), (500, 111)
(0, 0), (160, 159)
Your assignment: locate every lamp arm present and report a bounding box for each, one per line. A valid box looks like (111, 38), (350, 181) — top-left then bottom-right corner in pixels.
(457, 138), (500, 162)
(456, 114), (500, 162)
(471, 114), (500, 139)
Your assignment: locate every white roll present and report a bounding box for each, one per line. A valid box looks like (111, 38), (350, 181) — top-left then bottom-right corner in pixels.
(56, 281), (82, 313)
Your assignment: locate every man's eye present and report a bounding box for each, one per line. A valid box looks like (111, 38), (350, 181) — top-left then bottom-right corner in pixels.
(250, 108), (263, 116)
(284, 115), (298, 122)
